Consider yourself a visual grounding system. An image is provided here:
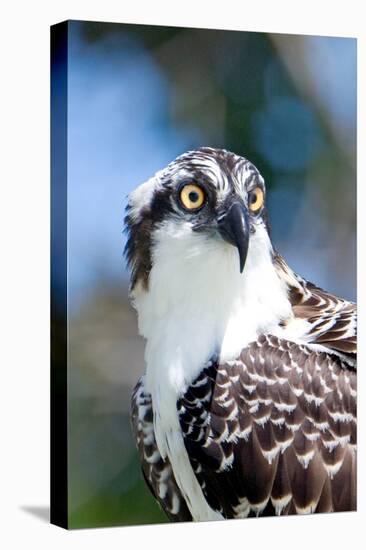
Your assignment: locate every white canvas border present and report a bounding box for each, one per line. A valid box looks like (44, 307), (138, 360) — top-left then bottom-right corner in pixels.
(0, 1), (364, 549)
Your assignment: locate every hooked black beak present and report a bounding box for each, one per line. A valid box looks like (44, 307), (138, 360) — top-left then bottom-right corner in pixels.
(218, 201), (249, 273)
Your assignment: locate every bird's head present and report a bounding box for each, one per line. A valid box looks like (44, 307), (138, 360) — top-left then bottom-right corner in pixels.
(124, 147), (271, 294)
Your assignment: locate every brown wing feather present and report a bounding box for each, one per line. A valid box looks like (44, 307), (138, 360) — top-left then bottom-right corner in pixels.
(131, 377), (192, 522)
(275, 254), (356, 363)
(178, 335), (357, 518)
(293, 284), (356, 358)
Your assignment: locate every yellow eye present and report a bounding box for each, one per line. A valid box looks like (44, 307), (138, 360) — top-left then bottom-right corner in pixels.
(248, 187), (264, 213)
(179, 183), (206, 211)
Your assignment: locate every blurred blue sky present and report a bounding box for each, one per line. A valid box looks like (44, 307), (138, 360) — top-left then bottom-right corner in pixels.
(68, 24), (203, 308)
(306, 36), (356, 137)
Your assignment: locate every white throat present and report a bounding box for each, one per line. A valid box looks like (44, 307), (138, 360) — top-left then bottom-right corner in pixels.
(131, 221), (291, 520)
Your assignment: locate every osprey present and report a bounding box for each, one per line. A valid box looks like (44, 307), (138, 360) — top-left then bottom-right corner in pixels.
(125, 147), (356, 521)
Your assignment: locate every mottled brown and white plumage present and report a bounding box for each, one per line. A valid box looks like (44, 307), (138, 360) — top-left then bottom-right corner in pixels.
(126, 147), (356, 521)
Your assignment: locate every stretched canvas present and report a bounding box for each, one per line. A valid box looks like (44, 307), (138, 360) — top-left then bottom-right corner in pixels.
(51, 20), (357, 529)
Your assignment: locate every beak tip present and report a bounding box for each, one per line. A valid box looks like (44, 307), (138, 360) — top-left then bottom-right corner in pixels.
(239, 253), (246, 274)
(218, 201), (250, 274)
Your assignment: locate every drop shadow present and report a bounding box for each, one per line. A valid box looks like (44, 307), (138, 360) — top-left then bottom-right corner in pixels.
(20, 505), (50, 523)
